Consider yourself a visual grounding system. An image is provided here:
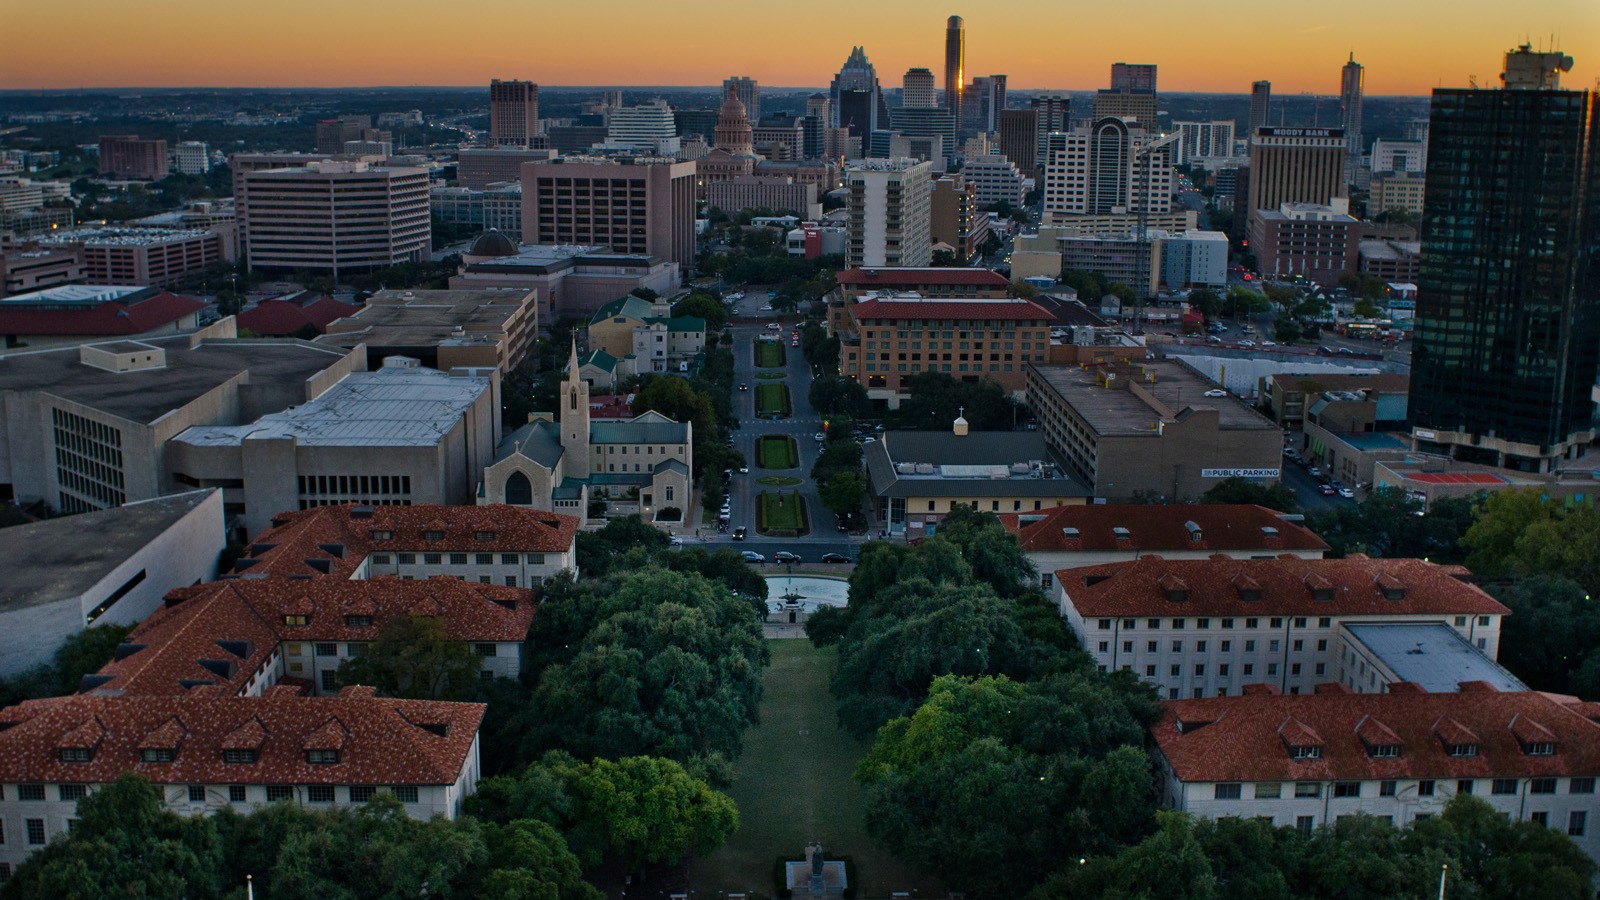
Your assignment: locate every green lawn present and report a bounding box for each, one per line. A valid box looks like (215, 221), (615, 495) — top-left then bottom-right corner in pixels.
(758, 491), (807, 534)
(757, 435), (798, 469)
(755, 372), (787, 380)
(756, 383), (791, 418)
(691, 642), (941, 898)
(755, 340), (786, 368)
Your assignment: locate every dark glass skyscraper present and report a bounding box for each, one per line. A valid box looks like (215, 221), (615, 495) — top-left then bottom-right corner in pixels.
(1409, 47), (1598, 472)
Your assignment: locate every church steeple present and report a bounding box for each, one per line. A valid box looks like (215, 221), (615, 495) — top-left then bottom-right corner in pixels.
(561, 337), (590, 462)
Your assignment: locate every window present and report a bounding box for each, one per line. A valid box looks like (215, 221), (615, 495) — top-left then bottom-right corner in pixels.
(1296, 816), (1314, 835)
(1291, 663), (1302, 676)
(424, 553), (442, 565)
(345, 615), (373, 627)
(141, 748), (175, 763)
(25, 819), (44, 846)
(1098, 619), (1112, 630)
(188, 785), (206, 803)
(1145, 665), (1156, 676)
(229, 785), (247, 803)
(1447, 743), (1478, 758)
(1454, 615), (1467, 627)
(1292, 640), (1303, 651)
(398, 553), (416, 564)
(1245, 640), (1256, 652)
(308, 785), (335, 803)
(450, 553), (468, 566)
(393, 785), (419, 803)
(283, 614), (308, 627)
(370, 553), (391, 565)
(58, 747), (92, 763)
(58, 784), (87, 802)
(315, 643), (337, 657)
(504, 576), (517, 587)
(1147, 618), (1160, 629)
(1255, 782), (1281, 799)
(1294, 782), (1321, 798)
(1221, 618), (1234, 628)
(423, 530), (444, 541)
(1214, 783), (1242, 800)
(350, 785), (376, 803)
(1219, 664), (1230, 676)
(1379, 781), (1397, 797)
(476, 553), (493, 565)
(1147, 641), (1158, 653)
(1172, 641), (1183, 652)
(1271, 618), (1283, 628)
(475, 643), (498, 657)
(320, 669), (337, 692)
(1569, 811), (1587, 837)
(1531, 811), (1549, 827)
(1525, 741), (1555, 756)
(1571, 777), (1596, 794)
(1194, 664), (1205, 676)
(266, 785), (293, 802)
(1369, 744), (1399, 759)
(1493, 781), (1521, 797)
(1098, 641), (1109, 653)
(1169, 665), (1181, 677)
(1246, 618), (1258, 629)
(307, 749), (340, 765)
(1456, 780), (1474, 795)
(1269, 639), (1280, 652)
(224, 749), (259, 764)
(1317, 639), (1327, 651)
(1172, 619), (1185, 630)
(1, 863), (11, 883)
(1267, 663), (1279, 676)
(1122, 641), (1133, 653)
(1333, 782), (1361, 798)
(1418, 780), (1435, 797)
(1196, 618), (1210, 629)
(1530, 778), (1556, 795)
(1294, 617), (1307, 628)
(1197, 641), (1207, 652)
(1243, 664), (1254, 676)
(1220, 640), (1231, 652)
(501, 553), (518, 565)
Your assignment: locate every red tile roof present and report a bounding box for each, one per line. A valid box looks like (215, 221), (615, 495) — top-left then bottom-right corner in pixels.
(1154, 687), (1600, 783)
(236, 295), (358, 336)
(0, 689), (483, 786)
(1059, 556), (1508, 619)
(0, 289), (203, 336)
(850, 297), (1053, 323)
(1001, 504), (1330, 555)
(837, 267), (1010, 287)
(237, 504), (579, 578)
(95, 577), (534, 695)
(1403, 472), (1507, 485)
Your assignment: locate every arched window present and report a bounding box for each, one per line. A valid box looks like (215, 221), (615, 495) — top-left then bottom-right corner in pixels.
(505, 471), (533, 506)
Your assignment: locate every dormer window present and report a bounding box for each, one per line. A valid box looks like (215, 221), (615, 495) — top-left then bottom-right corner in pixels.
(1289, 745), (1322, 760)
(1112, 527), (1132, 540)
(370, 530), (393, 541)
(423, 530), (445, 541)
(1526, 742), (1555, 756)
(1368, 744), (1400, 759)
(1159, 573), (1188, 603)
(306, 749), (341, 765)
(58, 747), (93, 763)
(141, 748), (176, 763)
(346, 615), (374, 627)
(284, 614), (308, 626)
(1446, 743), (1478, 758)
(1184, 520), (1202, 542)
(474, 531), (496, 541)
(223, 749), (259, 764)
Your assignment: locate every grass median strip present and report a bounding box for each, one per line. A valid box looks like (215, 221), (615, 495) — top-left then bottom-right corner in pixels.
(757, 490), (807, 534)
(756, 383), (791, 417)
(757, 434), (798, 469)
(755, 340), (786, 368)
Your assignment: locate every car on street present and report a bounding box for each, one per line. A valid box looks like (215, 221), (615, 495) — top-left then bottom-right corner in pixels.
(1337, 487), (1355, 498)
(766, 323), (782, 332)
(732, 527), (747, 540)
(774, 551), (802, 563)
(820, 552), (850, 564)
(1262, 341), (1277, 347)
(761, 304), (773, 311)
(739, 465), (749, 473)
(1307, 467), (1322, 477)
(814, 432), (826, 442)
(860, 436), (876, 444)
(741, 550), (765, 563)
(1238, 340), (1256, 348)
(1319, 484), (1337, 496)
(1204, 389), (1227, 398)
(739, 383), (748, 391)
(669, 535), (683, 546)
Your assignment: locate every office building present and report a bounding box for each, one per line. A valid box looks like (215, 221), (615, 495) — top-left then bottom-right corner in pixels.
(0, 177), (46, 213)
(37, 226), (231, 288)
(490, 79), (540, 147)
(0, 488), (223, 677)
(314, 287), (538, 376)
(723, 75), (760, 122)
(0, 320), (359, 513)
(1110, 63), (1158, 93)
(944, 16), (965, 131)
(605, 101), (678, 153)
(1245, 127), (1346, 225)
(1160, 229), (1230, 289)
(831, 46), (890, 136)
(174, 141), (209, 175)
(1368, 172), (1426, 217)
(997, 108), (1039, 177)
(838, 293), (1052, 405)
(1152, 685), (1600, 865)
(0, 284), (204, 350)
(966, 74), (1007, 134)
(0, 690), (487, 872)
(1027, 359), (1283, 500)
(234, 161), (429, 276)
(449, 242), (680, 320)
(707, 176), (821, 220)
(844, 158), (933, 268)
(959, 154), (1026, 207)
(903, 68), (937, 108)
(1249, 201), (1359, 286)
(1041, 118), (1177, 221)
(1409, 46), (1598, 471)
(1057, 555), (1509, 699)
(0, 241), (84, 299)
(1173, 121), (1236, 166)
(1250, 80), (1272, 130)
(1032, 94), (1070, 156)
(1358, 238), (1420, 284)
(520, 157), (697, 268)
(864, 425), (1091, 536)
(887, 106), (958, 165)
(929, 174), (988, 261)
(831, 265), (1008, 305)
(314, 116), (385, 155)
(168, 359), (500, 536)
(1339, 54), (1365, 186)
(1005, 503), (1327, 590)
(456, 147), (555, 189)
(97, 135), (167, 180)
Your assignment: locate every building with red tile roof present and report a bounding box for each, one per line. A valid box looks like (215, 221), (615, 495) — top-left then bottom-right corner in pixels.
(90, 576), (536, 698)
(835, 266), (1010, 298)
(0, 284), (204, 348)
(1150, 683), (1600, 865)
(1058, 555), (1510, 700)
(235, 292), (358, 336)
(232, 503), (578, 583)
(999, 504), (1328, 589)
(0, 687), (484, 871)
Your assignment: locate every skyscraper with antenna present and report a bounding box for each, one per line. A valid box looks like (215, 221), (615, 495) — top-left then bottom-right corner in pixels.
(1339, 54), (1364, 186)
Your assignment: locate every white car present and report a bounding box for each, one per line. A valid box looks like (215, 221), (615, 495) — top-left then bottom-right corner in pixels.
(1203, 389), (1228, 398)
(1262, 341), (1277, 347)
(1238, 340), (1256, 348)
(1338, 487), (1355, 498)
(814, 432), (826, 442)
(760, 304), (773, 311)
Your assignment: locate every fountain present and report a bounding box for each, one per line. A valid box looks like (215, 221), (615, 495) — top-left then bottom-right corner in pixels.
(764, 575), (849, 623)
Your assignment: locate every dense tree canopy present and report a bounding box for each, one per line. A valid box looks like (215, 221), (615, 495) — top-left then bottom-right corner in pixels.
(1463, 488), (1600, 592)
(670, 292), (728, 332)
(1199, 477), (1299, 512)
(808, 374), (871, 419)
(892, 372), (1019, 431)
(1491, 574), (1600, 699)
(1307, 488), (1476, 561)
(338, 614), (482, 701)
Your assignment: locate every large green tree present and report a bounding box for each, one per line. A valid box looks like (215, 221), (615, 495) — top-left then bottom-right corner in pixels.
(1199, 477), (1299, 513)
(808, 374), (871, 418)
(671, 292), (728, 332)
(1463, 488), (1600, 592)
(337, 614), (482, 701)
(1491, 574), (1600, 698)
(1307, 488), (1476, 561)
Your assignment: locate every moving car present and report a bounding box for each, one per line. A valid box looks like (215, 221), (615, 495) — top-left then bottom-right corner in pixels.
(739, 383), (749, 391)
(774, 551), (802, 564)
(1319, 484), (1337, 496)
(814, 432), (826, 442)
(741, 550), (765, 563)
(732, 527), (747, 540)
(1203, 389), (1228, 398)
(738, 465), (749, 474)
(820, 552), (850, 564)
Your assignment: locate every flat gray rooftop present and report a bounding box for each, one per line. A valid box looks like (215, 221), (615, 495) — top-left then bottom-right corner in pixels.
(0, 336), (351, 425)
(866, 430), (1092, 499)
(315, 289), (531, 349)
(174, 366), (490, 448)
(1344, 621), (1527, 693)
(0, 489), (217, 615)
(1031, 360), (1279, 436)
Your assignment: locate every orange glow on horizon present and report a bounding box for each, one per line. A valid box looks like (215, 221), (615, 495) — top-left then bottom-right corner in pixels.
(1, 1), (1596, 95)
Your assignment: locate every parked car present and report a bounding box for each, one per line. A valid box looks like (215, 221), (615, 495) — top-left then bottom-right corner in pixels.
(820, 552), (850, 564)
(741, 550), (766, 563)
(774, 551), (802, 563)
(1307, 467), (1322, 477)
(1204, 389), (1228, 398)
(1337, 487), (1355, 498)
(732, 527), (747, 540)
(814, 432), (826, 442)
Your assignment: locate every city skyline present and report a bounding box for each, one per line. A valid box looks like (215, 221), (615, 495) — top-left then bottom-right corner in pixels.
(2, 2), (1595, 94)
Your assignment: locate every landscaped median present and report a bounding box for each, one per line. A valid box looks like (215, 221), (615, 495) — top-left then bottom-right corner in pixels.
(757, 490), (808, 537)
(756, 382), (791, 418)
(755, 340), (786, 368)
(756, 434), (798, 469)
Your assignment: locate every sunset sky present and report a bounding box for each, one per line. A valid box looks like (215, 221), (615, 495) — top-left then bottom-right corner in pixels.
(2, 0), (1595, 95)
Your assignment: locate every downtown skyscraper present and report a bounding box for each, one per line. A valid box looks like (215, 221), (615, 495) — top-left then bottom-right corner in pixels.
(944, 16), (965, 134)
(489, 79), (540, 147)
(1339, 55), (1364, 185)
(1409, 46), (1599, 472)
(1250, 80), (1272, 130)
